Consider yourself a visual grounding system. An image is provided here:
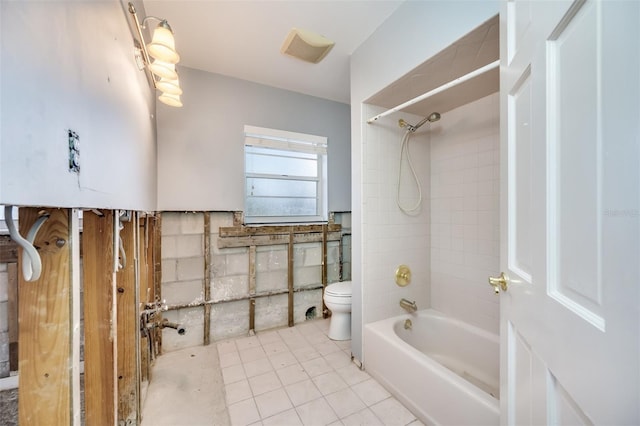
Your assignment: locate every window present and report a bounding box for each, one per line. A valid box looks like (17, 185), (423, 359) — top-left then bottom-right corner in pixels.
(244, 125), (327, 224)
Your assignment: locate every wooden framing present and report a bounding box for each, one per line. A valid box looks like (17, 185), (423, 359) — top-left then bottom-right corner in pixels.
(116, 213), (140, 424)
(18, 207), (81, 425)
(7, 262), (18, 372)
(83, 210), (117, 426)
(203, 213), (212, 345)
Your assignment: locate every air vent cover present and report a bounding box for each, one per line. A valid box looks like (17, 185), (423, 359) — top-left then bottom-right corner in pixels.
(280, 27), (335, 64)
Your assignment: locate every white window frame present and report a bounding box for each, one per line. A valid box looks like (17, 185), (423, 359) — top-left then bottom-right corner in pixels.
(244, 125), (328, 224)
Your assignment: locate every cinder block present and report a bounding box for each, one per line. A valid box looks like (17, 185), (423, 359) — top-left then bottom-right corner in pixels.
(293, 289), (323, 323)
(255, 294), (288, 332)
(226, 252), (249, 276)
(161, 212), (182, 236)
(161, 259), (177, 283)
(303, 245), (322, 267)
(161, 307), (204, 352)
(256, 247), (287, 272)
(161, 235), (178, 259)
(255, 270), (287, 293)
(211, 300), (250, 341)
(176, 234), (204, 258)
(210, 212), (234, 234)
(326, 243), (339, 265)
(176, 257), (204, 281)
(294, 265), (322, 288)
(180, 212), (204, 235)
(211, 275), (249, 301)
(210, 254), (227, 277)
(327, 262), (340, 283)
(162, 280), (204, 305)
(0, 271), (8, 302)
(0, 263), (6, 272)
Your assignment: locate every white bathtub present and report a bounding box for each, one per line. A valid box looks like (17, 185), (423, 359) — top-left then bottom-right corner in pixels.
(364, 309), (499, 425)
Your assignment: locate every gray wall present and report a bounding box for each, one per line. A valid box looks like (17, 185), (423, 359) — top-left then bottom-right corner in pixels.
(156, 67), (351, 212)
(0, 1), (157, 211)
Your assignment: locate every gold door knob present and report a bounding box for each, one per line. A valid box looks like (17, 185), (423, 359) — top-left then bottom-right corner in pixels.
(488, 272), (509, 294)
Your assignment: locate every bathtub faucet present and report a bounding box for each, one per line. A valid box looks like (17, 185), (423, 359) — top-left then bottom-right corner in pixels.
(400, 298), (417, 313)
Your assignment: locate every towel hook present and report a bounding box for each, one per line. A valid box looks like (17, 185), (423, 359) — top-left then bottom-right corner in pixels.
(4, 206), (49, 282)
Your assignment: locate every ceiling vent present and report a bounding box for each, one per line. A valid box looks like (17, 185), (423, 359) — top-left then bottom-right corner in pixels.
(280, 28), (335, 64)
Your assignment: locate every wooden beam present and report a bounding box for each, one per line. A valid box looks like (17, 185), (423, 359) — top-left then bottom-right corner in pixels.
(248, 245), (256, 332)
(203, 213), (211, 345)
(7, 263), (18, 372)
(218, 231), (342, 248)
(116, 214), (140, 424)
(219, 223), (340, 237)
(18, 208), (78, 425)
(83, 211), (117, 426)
(288, 232), (294, 327)
(153, 215), (163, 355)
(322, 224), (329, 319)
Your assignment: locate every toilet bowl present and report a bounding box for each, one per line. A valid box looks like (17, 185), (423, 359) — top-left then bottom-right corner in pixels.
(323, 281), (352, 341)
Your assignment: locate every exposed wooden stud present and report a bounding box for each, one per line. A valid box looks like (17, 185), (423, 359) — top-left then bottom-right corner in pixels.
(219, 223), (340, 237)
(69, 209), (82, 426)
(288, 231), (294, 327)
(248, 245), (256, 332)
(18, 208), (76, 425)
(7, 262), (18, 372)
(83, 210), (117, 426)
(153, 214), (163, 355)
(203, 213), (212, 345)
(138, 216), (150, 383)
(116, 215), (140, 424)
(322, 224), (329, 319)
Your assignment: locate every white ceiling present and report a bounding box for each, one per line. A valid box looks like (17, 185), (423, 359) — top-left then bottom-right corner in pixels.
(142, 0), (404, 104)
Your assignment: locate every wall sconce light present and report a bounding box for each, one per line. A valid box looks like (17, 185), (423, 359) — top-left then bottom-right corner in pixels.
(128, 2), (183, 107)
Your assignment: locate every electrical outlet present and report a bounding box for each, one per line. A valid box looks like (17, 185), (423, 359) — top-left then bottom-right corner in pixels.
(68, 129), (80, 173)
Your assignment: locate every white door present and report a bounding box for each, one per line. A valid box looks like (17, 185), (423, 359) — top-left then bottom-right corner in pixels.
(499, 0), (639, 424)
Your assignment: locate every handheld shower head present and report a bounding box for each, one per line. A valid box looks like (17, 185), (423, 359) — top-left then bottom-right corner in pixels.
(399, 112), (441, 132)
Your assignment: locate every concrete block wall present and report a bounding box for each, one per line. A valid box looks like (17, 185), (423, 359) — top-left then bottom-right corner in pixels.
(161, 211), (352, 353)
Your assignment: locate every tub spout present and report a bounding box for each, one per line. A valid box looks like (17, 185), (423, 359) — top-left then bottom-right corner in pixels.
(400, 298), (417, 313)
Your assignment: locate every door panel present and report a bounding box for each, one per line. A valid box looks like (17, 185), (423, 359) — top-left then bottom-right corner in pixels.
(500, 0), (639, 424)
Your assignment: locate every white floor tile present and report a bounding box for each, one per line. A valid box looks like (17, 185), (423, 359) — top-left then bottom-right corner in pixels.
(240, 346), (268, 363)
(276, 363), (310, 386)
(236, 335), (261, 351)
(219, 350), (242, 368)
(324, 388), (366, 419)
(323, 351), (352, 370)
(293, 345), (323, 363)
(327, 421), (345, 426)
(262, 408), (303, 426)
(335, 364), (370, 386)
(301, 357), (333, 377)
(341, 408), (384, 426)
(311, 371), (349, 396)
(217, 339), (238, 355)
(222, 364), (246, 385)
(254, 388), (294, 419)
(225, 379), (253, 405)
(314, 341), (342, 356)
(296, 397), (339, 426)
(285, 379), (322, 407)
(228, 398), (261, 426)
(350, 378), (390, 406)
(269, 351), (298, 369)
(249, 371), (282, 396)
(257, 330), (284, 345)
(244, 357), (274, 378)
(369, 397), (416, 426)
(263, 340), (289, 355)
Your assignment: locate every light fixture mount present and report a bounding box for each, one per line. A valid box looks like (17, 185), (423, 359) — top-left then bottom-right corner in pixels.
(128, 2), (183, 107)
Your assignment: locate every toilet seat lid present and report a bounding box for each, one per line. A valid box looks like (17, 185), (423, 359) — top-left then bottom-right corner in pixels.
(325, 281), (352, 297)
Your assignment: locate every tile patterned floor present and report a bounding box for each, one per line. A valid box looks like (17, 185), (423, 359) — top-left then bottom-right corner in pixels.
(219, 318), (423, 426)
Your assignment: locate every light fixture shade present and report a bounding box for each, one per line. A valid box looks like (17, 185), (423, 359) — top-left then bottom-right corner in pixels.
(158, 92), (183, 107)
(147, 22), (180, 64)
(148, 59), (178, 80)
(156, 77), (182, 95)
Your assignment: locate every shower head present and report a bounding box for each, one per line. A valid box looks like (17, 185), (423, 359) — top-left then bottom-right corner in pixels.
(399, 112), (441, 133)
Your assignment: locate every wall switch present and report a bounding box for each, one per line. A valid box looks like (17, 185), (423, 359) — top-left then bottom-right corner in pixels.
(68, 129), (80, 173)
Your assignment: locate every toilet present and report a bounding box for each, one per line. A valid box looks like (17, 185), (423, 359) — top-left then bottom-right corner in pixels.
(323, 281), (352, 340)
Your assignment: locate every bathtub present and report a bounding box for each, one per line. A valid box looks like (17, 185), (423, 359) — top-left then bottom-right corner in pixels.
(364, 309), (499, 425)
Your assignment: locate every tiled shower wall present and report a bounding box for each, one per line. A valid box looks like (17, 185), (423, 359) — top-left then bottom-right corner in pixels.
(429, 92), (500, 334)
(361, 107), (431, 327)
(161, 212), (352, 352)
